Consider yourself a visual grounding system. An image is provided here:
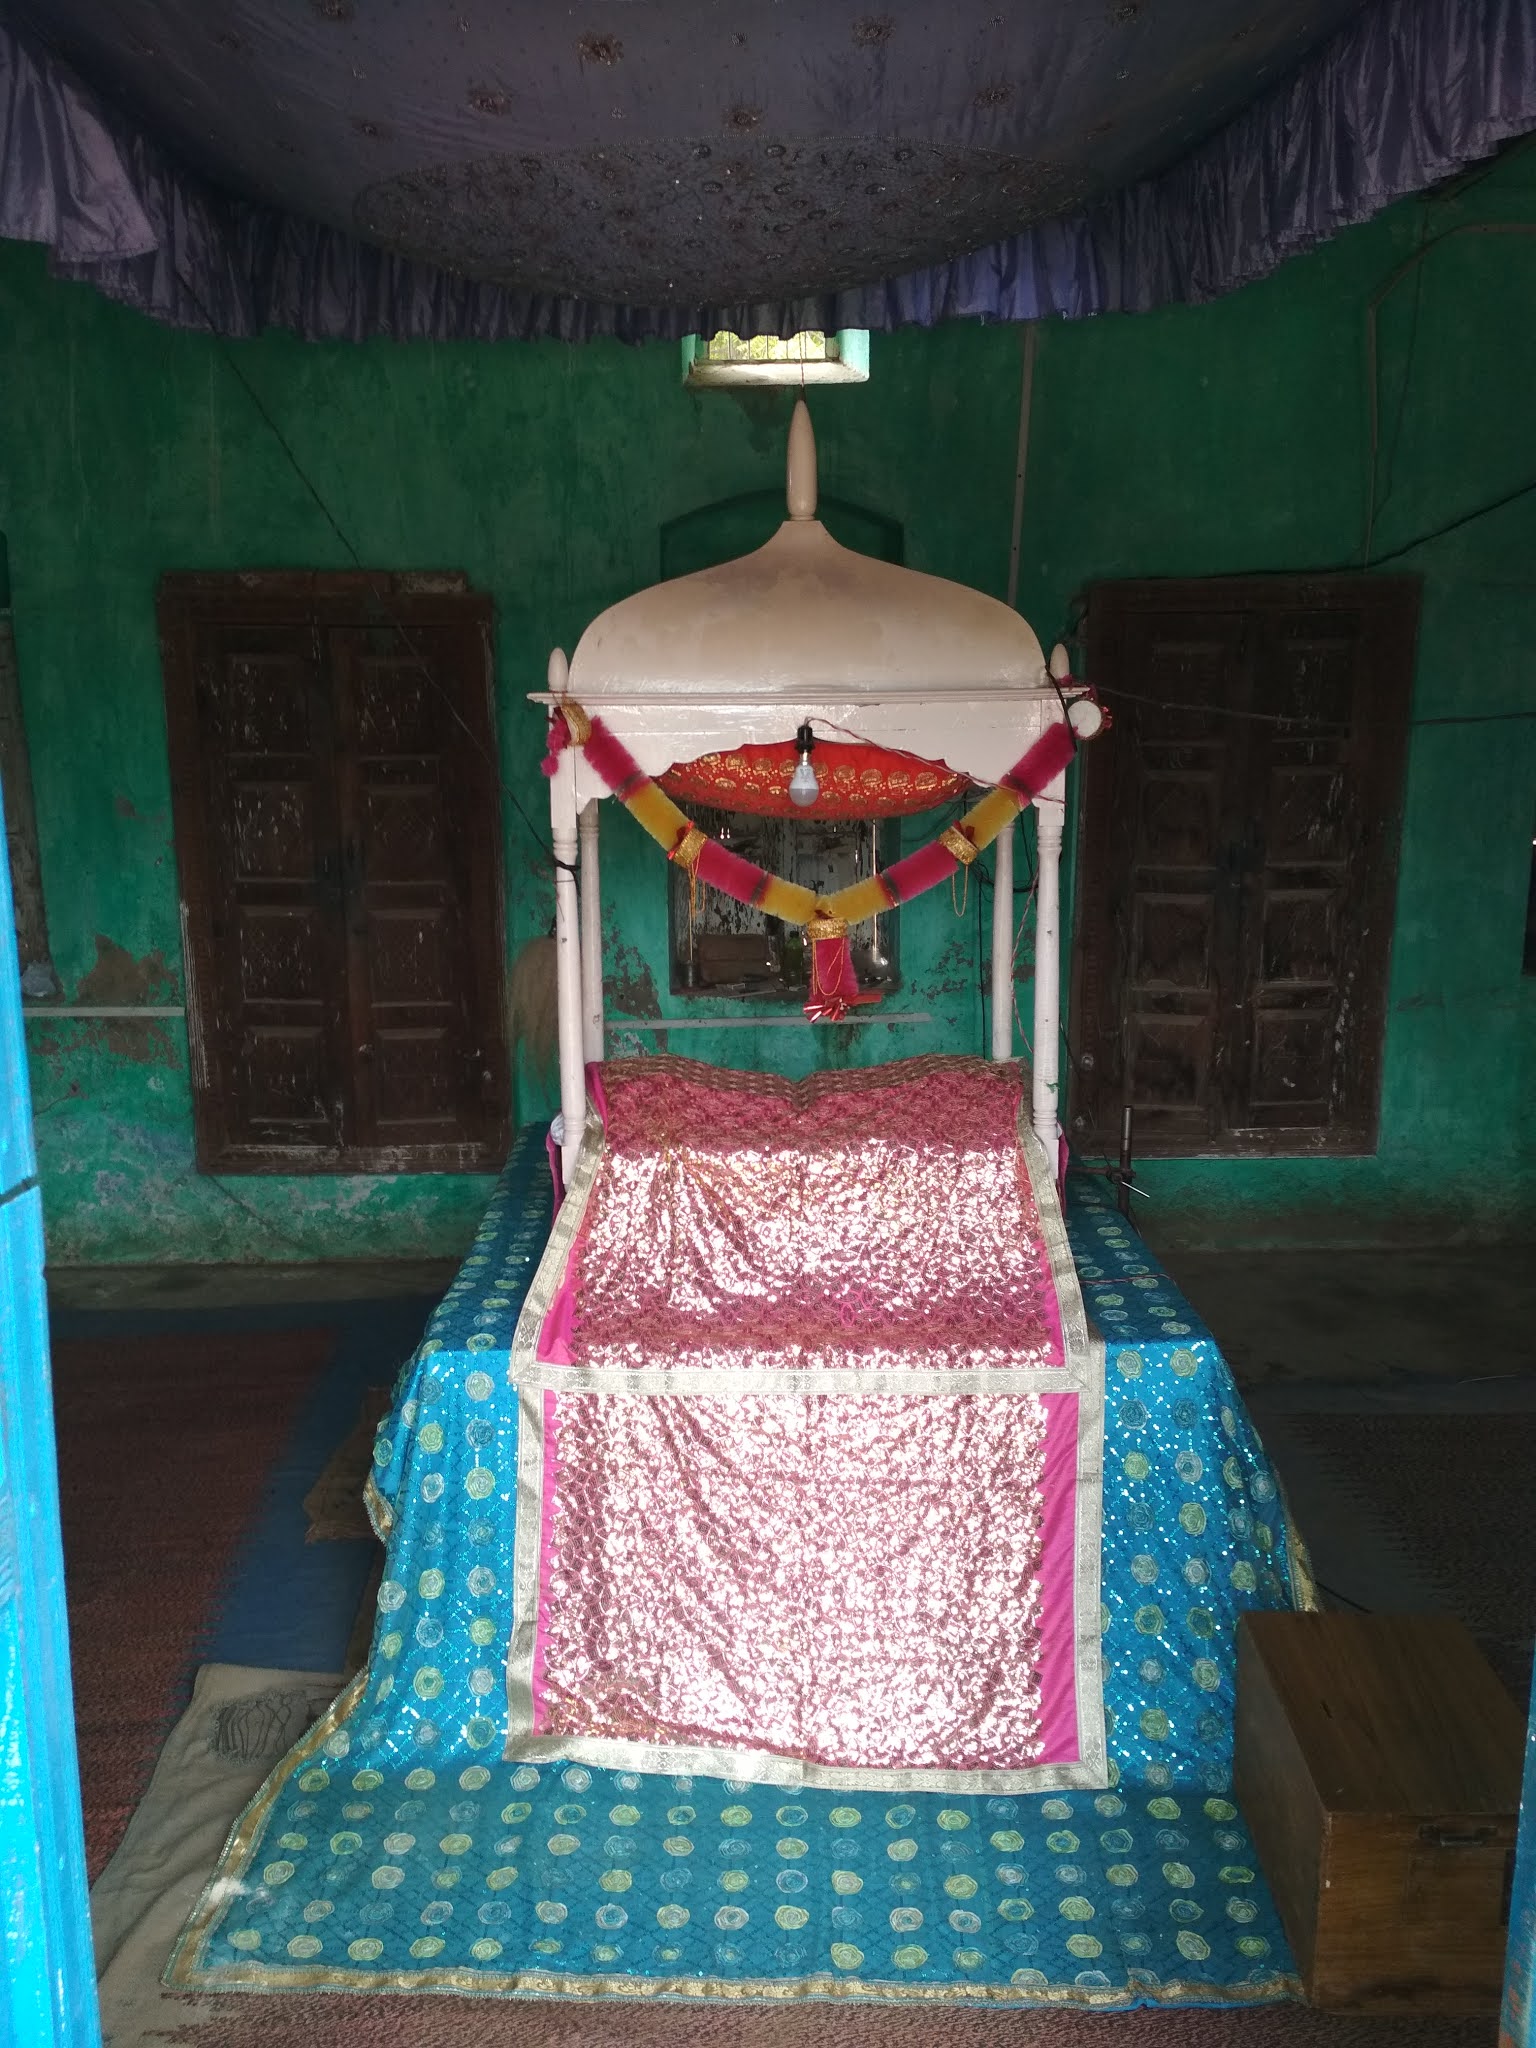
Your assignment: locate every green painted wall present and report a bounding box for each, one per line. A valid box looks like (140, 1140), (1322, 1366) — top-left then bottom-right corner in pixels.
(1020, 153), (1536, 1248)
(1, 146), (1532, 1260)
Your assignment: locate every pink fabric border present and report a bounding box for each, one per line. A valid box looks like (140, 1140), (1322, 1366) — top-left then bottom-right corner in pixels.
(1018, 1148), (1068, 1372)
(543, 1064), (610, 1213)
(536, 1220), (589, 1364)
(1033, 1264), (1066, 1372)
(584, 1061), (608, 1127)
(539, 1063), (609, 1346)
(1034, 1390), (1082, 1763)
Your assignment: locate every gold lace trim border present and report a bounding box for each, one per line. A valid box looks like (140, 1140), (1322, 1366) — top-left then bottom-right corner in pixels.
(172, 1954), (1302, 2007)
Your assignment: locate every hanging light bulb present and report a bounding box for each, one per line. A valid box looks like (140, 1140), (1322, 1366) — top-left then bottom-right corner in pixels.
(788, 721), (819, 808)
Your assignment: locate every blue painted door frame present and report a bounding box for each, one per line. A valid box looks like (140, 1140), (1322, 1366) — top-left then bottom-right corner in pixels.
(1505, 1643), (1536, 2047)
(0, 781), (101, 2044)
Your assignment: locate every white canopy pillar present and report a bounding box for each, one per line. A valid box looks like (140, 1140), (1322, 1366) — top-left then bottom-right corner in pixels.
(578, 801), (605, 1066)
(1031, 777), (1066, 1161)
(548, 650), (586, 1187)
(990, 819), (1014, 1061)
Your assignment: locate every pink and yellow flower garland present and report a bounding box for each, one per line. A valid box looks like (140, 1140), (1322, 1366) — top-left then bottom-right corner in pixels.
(544, 703), (1081, 1020)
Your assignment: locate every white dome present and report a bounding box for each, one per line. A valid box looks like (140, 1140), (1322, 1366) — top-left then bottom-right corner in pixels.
(566, 401), (1047, 703)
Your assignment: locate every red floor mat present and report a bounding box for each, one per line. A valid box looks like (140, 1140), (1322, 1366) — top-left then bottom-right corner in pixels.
(51, 1326), (336, 1879)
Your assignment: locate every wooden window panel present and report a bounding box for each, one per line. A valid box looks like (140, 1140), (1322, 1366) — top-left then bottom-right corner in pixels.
(159, 573), (508, 1174)
(1071, 576), (1418, 1159)
(330, 621), (507, 1165)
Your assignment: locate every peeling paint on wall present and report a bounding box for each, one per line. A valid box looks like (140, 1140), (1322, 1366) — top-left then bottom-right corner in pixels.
(74, 934), (179, 1007)
(26, 1017), (493, 1264)
(603, 938), (661, 1020)
(29, 1015), (180, 1069)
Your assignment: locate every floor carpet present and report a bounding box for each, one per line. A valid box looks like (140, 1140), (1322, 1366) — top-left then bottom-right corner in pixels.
(53, 1326), (339, 1880)
(1286, 1410), (1536, 1706)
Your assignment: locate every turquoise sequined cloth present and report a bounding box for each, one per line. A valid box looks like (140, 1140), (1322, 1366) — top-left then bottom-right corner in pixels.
(168, 1131), (1306, 2009)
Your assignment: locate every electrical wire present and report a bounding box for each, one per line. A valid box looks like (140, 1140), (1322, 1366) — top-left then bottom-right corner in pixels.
(1363, 203), (1434, 569)
(1413, 708), (1536, 726)
(1097, 683), (1536, 732)
(1052, 198), (1536, 639)
(176, 267), (565, 878)
(198, 274), (1536, 841)
(183, 256), (1536, 998)
(1370, 468), (1536, 568)
(1363, 207), (1536, 569)
(1315, 1581), (1372, 1614)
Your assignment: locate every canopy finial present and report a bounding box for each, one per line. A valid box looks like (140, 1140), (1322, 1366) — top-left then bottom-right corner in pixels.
(786, 398), (817, 522)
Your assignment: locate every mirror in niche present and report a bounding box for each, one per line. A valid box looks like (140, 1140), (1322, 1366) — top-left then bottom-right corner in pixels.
(668, 806), (901, 1000)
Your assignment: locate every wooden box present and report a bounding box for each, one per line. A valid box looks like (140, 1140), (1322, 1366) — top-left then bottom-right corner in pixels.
(1235, 1612), (1523, 2014)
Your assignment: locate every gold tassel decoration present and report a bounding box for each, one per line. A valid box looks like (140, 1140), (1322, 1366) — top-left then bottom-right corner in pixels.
(673, 824), (707, 933)
(943, 824), (976, 918)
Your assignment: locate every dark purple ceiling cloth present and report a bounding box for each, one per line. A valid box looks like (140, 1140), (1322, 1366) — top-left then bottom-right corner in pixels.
(20, 0), (1376, 307)
(1, 0), (1533, 343)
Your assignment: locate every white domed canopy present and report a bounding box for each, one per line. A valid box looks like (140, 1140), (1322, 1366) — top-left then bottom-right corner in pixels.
(567, 400), (1047, 704)
(537, 397), (1093, 1182)
(550, 399), (1085, 792)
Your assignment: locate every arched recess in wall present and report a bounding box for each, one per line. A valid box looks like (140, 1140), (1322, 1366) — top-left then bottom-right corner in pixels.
(660, 490), (903, 581)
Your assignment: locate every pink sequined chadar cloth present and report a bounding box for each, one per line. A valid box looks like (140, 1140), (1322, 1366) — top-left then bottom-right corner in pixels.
(507, 1056), (1105, 1793)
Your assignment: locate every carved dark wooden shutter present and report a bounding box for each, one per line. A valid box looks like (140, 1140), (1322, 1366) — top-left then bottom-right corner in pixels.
(330, 622), (505, 1164)
(160, 575), (508, 1173)
(176, 618), (348, 1159)
(1071, 577), (1418, 1158)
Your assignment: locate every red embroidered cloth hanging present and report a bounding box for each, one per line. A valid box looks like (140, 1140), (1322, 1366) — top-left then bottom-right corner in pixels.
(658, 739), (970, 819)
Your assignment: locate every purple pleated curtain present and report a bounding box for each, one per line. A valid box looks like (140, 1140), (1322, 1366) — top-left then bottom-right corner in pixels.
(1, 0), (1534, 343)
